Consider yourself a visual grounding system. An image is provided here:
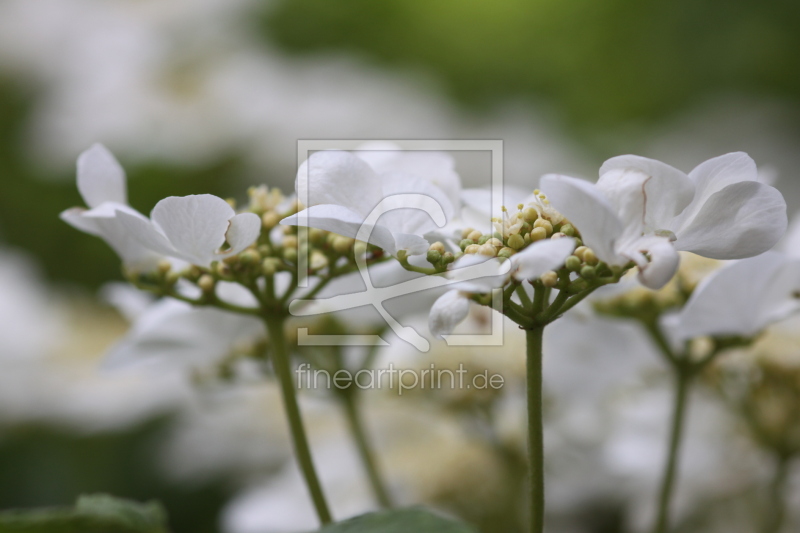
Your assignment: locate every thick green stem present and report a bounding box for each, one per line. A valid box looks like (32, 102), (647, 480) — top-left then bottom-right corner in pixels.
(526, 326), (546, 533)
(264, 316), (332, 525)
(763, 454), (791, 533)
(653, 367), (692, 533)
(339, 391), (393, 508)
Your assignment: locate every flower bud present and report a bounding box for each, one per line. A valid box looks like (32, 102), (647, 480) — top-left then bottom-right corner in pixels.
(560, 223), (575, 237)
(459, 238), (474, 251)
(507, 233), (525, 250)
(541, 271), (558, 287)
(583, 249), (598, 266)
(573, 246), (588, 260)
(426, 249), (442, 264)
(478, 243), (497, 256)
(550, 232), (566, 239)
(310, 250), (328, 270)
(239, 249), (261, 266)
(530, 227), (547, 242)
(257, 244), (272, 257)
(522, 207), (538, 223)
(198, 274), (215, 292)
(486, 237), (503, 248)
(353, 240), (368, 257)
(580, 265), (596, 280)
(565, 255), (582, 271)
(308, 228), (326, 245)
(215, 262), (231, 277)
(282, 235), (298, 250)
(262, 258), (280, 275)
(467, 230), (483, 242)
(262, 211), (280, 229)
(157, 259), (172, 274)
(461, 227), (474, 239)
(534, 218), (553, 236)
(465, 244), (481, 254)
(395, 249), (409, 262)
(283, 247), (298, 263)
(332, 236), (354, 254)
(442, 252), (455, 264)
(166, 271), (181, 285)
(429, 241), (446, 254)
(477, 234), (491, 245)
(498, 247), (516, 259)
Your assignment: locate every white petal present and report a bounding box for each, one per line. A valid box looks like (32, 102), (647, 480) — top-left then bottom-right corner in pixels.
(539, 174), (623, 265)
(281, 205), (399, 255)
(599, 155), (694, 230)
(429, 290), (471, 338)
(392, 233), (431, 256)
(635, 238), (680, 289)
(512, 238), (575, 281)
(378, 172), (454, 235)
(673, 181), (787, 259)
(77, 143), (127, 209)
(597, 155), (695, 230)
(448, 253), (510, 292)
(778, 210), (800, 258)
(60, 207), (102, 236)
(296, 151), (384, 216)
(219, 213), (261, 259)
(674, 152), (758, 230)
(674, 252), (793, 339)
(116, 208), (179, 258)
(151, 195), (235, 266)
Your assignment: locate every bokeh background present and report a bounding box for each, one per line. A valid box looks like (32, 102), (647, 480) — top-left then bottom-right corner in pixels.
(1, 1), (799, 532)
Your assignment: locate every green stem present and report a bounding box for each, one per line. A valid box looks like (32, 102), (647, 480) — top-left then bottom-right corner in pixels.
(526, 326), (546, 533)
(264, 316), (332, 525)
(653, 366), (692, 533)
(763, 454), (791, 533)
(339, 391), (393, 508)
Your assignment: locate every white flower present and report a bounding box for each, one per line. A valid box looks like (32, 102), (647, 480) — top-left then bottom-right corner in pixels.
(281, 150), (458, 256)
(60, 144), (163, 270)
(429, 238), (575, 337)
(116, 194), (262, 268)
(541, 152), (787, 289)
(665, 251), (800, 342)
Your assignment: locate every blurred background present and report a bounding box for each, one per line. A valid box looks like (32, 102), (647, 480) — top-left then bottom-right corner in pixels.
(0, 0), (799, 532)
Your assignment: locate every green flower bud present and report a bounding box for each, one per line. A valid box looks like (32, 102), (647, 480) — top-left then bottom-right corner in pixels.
(534, 218), (553, 236)
(498, 247), (516, 259)
(580, 265), (597, 280)
(583, 249), (599, 266)
(395, 249), (409, 262)
(493, 231), (504, 241)
(477, 234), (491, 245)
(459, 239), (475, 251)
(507, 233), (525, 250)
(426, 249), (442, 264)
(561, 223), (575, 237)
(157, 260), (172, 274)
(332, 236), (354, 254)
(257, 244), (272, 257)
(261, 211), (280, 229)
(530, 227), (547, 241)
(283, 247), (298, 263)
(239, 249), (261, 266)
(442, 252), (455, 264)
(565, 255), (582, 271)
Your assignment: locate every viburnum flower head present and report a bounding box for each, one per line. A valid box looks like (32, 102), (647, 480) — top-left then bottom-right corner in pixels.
(540, 152), (787, 289)
(61, 144), (262, 269)
(281, 149), (459, 256)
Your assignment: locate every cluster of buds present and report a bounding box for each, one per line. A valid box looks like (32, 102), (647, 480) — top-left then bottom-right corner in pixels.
(458, 191), (582, 261)
(425, 241), (456, 271)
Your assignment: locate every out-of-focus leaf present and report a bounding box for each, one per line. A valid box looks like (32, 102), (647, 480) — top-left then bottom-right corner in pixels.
(0, 493), (169, 533)
(312, 507), (478, 533)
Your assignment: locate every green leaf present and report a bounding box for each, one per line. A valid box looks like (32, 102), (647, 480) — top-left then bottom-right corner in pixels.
(313, 508), (478, 533)
(0, 493), (169, 533)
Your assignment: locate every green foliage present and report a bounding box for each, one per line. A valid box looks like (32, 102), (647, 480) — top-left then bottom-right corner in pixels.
(313, 508), (478, 533)
(262, 0), (800, 132)
(0, 494), (169, 533)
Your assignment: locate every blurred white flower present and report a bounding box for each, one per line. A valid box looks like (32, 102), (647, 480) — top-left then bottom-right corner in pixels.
(429, 238), (575, 337)
(117, 194), (261, 268)
(281, 150), (457, 256)
(60, 143), (163, 270)
(541, 152), (787, 289)
(665, 251), (800, 342)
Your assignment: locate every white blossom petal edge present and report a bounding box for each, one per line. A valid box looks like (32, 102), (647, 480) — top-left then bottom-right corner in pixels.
(541, 152), (787, 289)
(60, 144), (162, 269)
(117, 195), (261, 268)
(665, 251), (800, 341)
